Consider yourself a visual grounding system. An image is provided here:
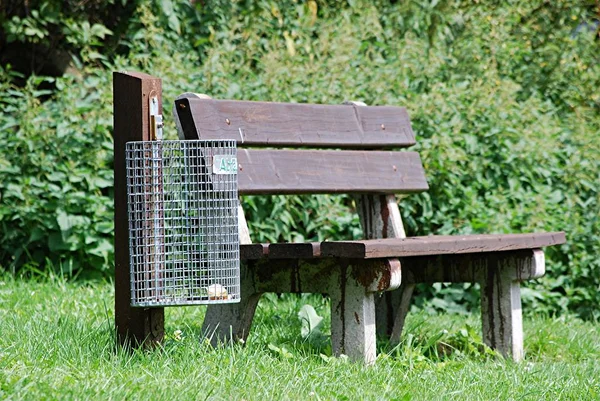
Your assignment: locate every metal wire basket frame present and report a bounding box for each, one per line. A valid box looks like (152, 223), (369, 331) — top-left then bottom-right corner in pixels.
(125, 139), (240, 307)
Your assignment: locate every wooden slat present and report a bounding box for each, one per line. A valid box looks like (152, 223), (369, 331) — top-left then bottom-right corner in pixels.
(235, 149), (428, 195)
(320, 232), (566, 259)
(268, 242), (321, 259)
(240, 243), (268, 260)
(175, 97), (415, 149)
(240, 233), (564, 260)
(240, 243), (320, 260)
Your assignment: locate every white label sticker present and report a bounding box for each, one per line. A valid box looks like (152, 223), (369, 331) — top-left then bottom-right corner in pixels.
(213, 155), (238, 175)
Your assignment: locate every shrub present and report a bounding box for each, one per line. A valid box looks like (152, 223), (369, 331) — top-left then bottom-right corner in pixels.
(0, 0), (140, 78)
(0, 68), (114, 277)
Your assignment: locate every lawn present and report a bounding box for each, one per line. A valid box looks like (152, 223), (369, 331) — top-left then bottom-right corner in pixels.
(1, 277), (599, 400)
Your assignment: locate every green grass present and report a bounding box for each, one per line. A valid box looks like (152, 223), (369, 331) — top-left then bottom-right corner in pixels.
(1, 277), (599, 400)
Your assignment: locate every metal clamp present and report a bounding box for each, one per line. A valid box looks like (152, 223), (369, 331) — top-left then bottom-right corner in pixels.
(149, 96), (163, 141)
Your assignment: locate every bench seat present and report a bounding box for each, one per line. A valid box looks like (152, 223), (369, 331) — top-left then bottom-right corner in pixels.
(236, 233), (560, 364)
(241, 232), (565, 260)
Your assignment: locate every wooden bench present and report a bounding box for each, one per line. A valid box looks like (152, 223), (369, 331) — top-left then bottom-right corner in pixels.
(113, 72), (565, 364)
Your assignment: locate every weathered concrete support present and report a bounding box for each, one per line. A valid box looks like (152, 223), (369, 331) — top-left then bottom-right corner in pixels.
(201, 263), (262, 346)
(250, 257), (400, 295)
(330, 265), (377, 365)
(389, 279), (416, 344)
(347, 98), (412, 342)
(480, 266), (523, 361)
(202, 203), (261, 346)
(254, 257), (399, 364)
(205, 255), (399, 363)
(354, 193), (412, 341)
(479, 249), (544, 361)
(400, 249), (544, 361)
(401, 249), (545, 284)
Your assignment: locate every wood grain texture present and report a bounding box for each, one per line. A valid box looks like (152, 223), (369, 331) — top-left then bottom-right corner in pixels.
(240, 242), (320, 259)
(175, 97), (415, 149)
(113, 71), (164, 347)
(321, 232), (566, 259)
(240, 243), (267, 260)
(236, 149), (428, 195)
(268, 242), (321, 259)
(245, 232), (564, 260)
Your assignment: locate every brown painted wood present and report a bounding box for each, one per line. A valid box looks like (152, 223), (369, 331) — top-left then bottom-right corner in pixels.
(321, 232), (566, 259)
(113, 71), (164, 347)
(241, 233), (565, 260)
(175, 97), (416, 149)
(240, 242), (320, 259)
(268, 242), (321, 259)
(240, 243), (267, 260)
(234, 149), (428, 195)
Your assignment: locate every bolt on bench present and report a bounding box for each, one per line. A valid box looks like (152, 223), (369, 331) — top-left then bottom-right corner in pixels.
(113, 72), (565, 365)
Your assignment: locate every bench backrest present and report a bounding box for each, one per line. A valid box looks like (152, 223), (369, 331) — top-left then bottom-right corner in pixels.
(174, 96), (428, 195)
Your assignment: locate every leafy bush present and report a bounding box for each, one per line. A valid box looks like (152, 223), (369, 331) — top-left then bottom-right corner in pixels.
(0, 0), (139, 77)
(0, 69), (114, 277)
(0, 0), (598, 318)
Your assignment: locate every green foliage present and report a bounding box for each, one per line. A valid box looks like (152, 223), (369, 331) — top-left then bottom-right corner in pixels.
(0, 0), (139, 74)
(0, 68), (114, 277)
(244, 195), (362, 243)
(0, 0), (598, 317)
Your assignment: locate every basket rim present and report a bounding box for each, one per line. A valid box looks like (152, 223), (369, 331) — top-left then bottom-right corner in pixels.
(125, 139), (237, 145)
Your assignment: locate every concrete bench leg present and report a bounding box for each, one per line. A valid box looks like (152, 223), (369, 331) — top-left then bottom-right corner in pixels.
(202, 264), (261, 346)
(480, 251), (545, 362)
(389, 282), (415, 344)
(375, 291), (400, 338)
(330, 268), (377, 365)
(375, 282), (415, 344)
(481, 265), (523, 361)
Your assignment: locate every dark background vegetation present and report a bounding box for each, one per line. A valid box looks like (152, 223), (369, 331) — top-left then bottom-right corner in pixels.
(1, 0), (598, 318)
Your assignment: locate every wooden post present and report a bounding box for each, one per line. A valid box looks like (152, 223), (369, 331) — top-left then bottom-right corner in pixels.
(113, 71), (164, 347)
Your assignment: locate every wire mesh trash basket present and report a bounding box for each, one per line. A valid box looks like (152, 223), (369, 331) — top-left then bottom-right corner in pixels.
(125, 139), (240, 307)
